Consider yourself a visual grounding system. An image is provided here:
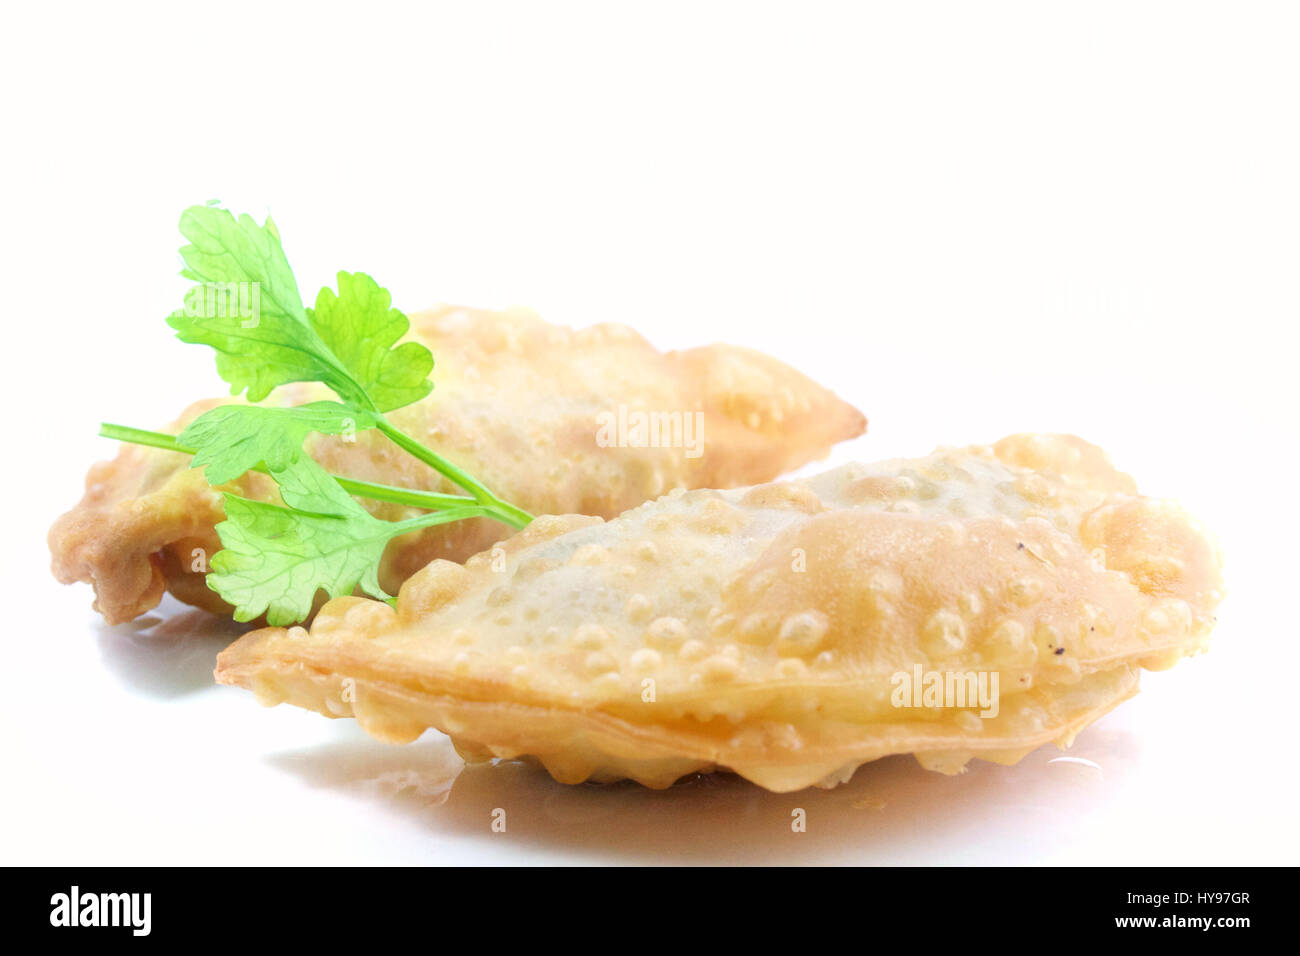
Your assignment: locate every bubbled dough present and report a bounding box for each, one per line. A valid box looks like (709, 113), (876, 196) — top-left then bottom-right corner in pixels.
(49, 304), (865, 624)
(216, 434), (1224, 792)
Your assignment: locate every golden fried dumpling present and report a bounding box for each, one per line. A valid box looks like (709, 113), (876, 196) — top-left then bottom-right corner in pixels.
(215, 434), (1223, 792)
(50, 304), (865, 623)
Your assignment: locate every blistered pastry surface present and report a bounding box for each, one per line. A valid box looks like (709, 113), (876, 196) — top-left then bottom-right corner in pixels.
(217, 434), (1224, 791)
(49, 305), (864, 623)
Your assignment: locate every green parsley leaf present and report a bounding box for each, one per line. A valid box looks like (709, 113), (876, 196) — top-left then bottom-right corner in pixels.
(208, 457), (487, 624)
(165, 206), (435, 413)
(166, 206), (332, 402)
(105, 203), (533, 626)
(178, 402), (378, 486)
(209, 501), (390, 625)
(270, 451), (376, 516)
(209, 458), (397, 624)
(309, 272), (434, 412)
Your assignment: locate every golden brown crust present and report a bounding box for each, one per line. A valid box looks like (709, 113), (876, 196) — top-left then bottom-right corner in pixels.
(47, 399), (273, 623)
(215, 434), (1224, 791)
(49, 305), (865, 623)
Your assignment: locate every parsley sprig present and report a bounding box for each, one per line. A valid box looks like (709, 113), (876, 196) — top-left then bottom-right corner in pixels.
(103, 204), (532, 625)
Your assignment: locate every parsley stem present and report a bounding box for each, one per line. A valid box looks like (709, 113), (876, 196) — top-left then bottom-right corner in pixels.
(390, 503), (495, 535)
(373, 417), (534, 528)
(99, 423), (488, 514)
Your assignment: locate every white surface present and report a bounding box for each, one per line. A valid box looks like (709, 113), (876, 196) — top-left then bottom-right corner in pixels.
(2, 1), (1297, 865)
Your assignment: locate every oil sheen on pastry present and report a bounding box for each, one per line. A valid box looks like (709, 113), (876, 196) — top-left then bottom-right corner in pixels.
(215, 434), (1224, 792)
(49, 305), (865, 624)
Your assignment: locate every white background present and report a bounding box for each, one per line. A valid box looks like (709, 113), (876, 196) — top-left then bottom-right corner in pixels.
(1, 1), (1296, 865)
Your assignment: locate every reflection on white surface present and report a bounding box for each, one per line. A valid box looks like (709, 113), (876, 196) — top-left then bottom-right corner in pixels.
(84, 594), (1152, 864)
(94, 597), (248, 699)
(263, 722), (1139, 865)
(1047, 756), (1104, 780)
(67, 577), (1276, 865)
(272, 736), (466, 810)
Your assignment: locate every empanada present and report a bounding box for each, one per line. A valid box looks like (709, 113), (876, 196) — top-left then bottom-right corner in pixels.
(50, 305), (865, 624)
(215, 434), (1224, 792)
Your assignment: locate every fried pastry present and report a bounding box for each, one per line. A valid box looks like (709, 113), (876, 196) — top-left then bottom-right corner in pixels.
(215, 434), (1224, 792)
(49, 305), (865, 624)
